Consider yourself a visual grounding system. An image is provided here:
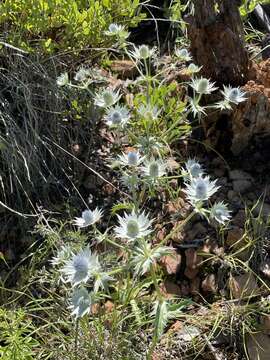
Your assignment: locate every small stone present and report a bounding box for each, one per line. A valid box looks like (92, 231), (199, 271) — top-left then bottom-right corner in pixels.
(233, 180), (252, 193)
(227, 190), (237, 201)
(190, 277), (200, 295)
(228, 273), (259, 298)
(226, 227), (244, 247)
(214, 168), (225, 177)
(247, 333), (270, 360)
(184, 267), (199, 280)
(253, 202), (270, 221)
(160, 251), (181, 275)
(202, 274), (218, 293)
(233, 210), (246, 227)
(161, 279), (181, 298)
(229, 169), (253, 181)
(110, 60), (137, 78)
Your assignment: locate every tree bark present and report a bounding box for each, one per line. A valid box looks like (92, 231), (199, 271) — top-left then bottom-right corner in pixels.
(186, 0), (249, 86)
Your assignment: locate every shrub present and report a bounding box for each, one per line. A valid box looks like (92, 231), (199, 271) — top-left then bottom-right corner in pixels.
(0, 0), (145, 53)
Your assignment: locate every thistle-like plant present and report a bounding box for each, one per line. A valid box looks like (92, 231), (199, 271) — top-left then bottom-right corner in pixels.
(130, 45), (155, 60)
(114, 210), (153, 241)
(73, 208), (103, 228)
(56, 72), (69, 87)
(137, 103), (160, 121)
(210, 201), (231, 224)
(74, 67), (91, 82)
(184, 176), (219, 204)
(94, 88), (121, 108)
(190, 77), (218, 95)
(61, 247), (101, 286)
(131, 239), (172, 276)
(105, 23), (130, 41)
(175, 48), (192, 62)
(141, 158), (167, 180)
(182, 159), (204, 180)
(216, 85), (247, 110)
(118, 151), (144, 167)
(69, 287), (92, 319)
(104, 105), (130, 128)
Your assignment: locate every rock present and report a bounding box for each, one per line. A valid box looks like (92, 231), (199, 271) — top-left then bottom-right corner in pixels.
(233, 180), (252, 193)
(185, 248), (202, 269)
(253, 202), (270, 221)
(227, 190), (237, 201)
(161, 279), (181, 298)
(233, 210), (246, 227)
(261, 315), (270, 334)
(190, 277), (200, 295)
(186, 222), (207, 240)
(246, 333), (270, 360)
(214, 168), (225, 177)
(160, 251), (181, 275)
(202, 274), (218, 293)
(226, 227), (244, 247)
(184, 267), (199, 280)
(228, 273), (259, 299)
(229, 170), (253, 193)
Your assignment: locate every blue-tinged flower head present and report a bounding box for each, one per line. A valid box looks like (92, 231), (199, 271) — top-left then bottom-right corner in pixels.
(183, 159), (204, 180)
(69, 287), (92, 319)
(73, 208), (103, 228)
(104, 105), (130, 128)
(210, 202), (231, 224)
(175, 48), (192, 62)
(118, 151), (144, 167)
(184, 176), (220, 203)
(61, 247), (101, 286)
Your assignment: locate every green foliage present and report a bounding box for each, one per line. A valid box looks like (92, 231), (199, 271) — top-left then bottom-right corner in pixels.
(0, 0), (144, 52)
(0, 308), (40, 359)
(240, 0), (269, 17)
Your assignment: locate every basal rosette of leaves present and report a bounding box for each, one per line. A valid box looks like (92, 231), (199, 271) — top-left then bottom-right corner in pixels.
(0, 0), (145, 53)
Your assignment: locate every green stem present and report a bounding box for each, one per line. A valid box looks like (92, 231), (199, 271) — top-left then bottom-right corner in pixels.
(74, 318), (79, 360)
(150, 264), (162, 301)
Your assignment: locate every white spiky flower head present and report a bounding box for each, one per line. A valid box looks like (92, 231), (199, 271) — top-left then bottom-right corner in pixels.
(210, 202), (231, 224)
(51, 244), (73, 266)
(189, 97), (207, 117)
(131, 45), (155, 60)
(118, 151), (144, 167)
(221, 85), (247, 104)
(183, 159), (204, 180)
(137, 103), (160, 121)
(94, 88), (121, 108)
(121, 173), (140, 190)
(69, 287), (92, 319)
(131, 238), (172, 276)
(74, 67), (91, 82)
(175, 48), (192, 61)
(184, 176), (220, 204)
(190, 77), (218, 95)
(114, 210), (153, 241)
(141, 158), (167, 179)
(73, 208), (103, 228)
(105, 23), (130, 40)
(56, 72), (69, 87)
(184, 63), (202, 75)
(104, 105), (130, 128)
(61, 247), (101, 286)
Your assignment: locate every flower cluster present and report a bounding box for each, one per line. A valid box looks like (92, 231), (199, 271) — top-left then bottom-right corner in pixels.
(182, 159), (231, 225)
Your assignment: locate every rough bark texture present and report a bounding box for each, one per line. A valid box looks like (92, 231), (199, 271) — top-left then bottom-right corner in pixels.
(186, 0), (249, 86)
(231, 60), (270, 154)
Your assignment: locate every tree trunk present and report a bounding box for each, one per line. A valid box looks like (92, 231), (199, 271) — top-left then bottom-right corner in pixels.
(186, 0), (249, 86)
